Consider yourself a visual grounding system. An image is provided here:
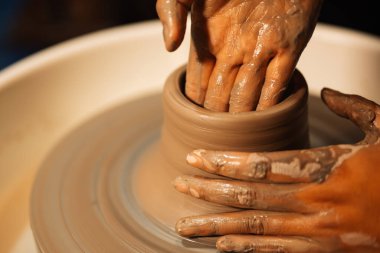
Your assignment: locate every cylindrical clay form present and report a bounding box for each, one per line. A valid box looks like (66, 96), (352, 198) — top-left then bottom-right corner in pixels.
(162, 66), (309, 170)
(133, 65), (309, 228)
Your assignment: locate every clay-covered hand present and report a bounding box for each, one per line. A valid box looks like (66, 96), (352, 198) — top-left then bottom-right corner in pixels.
(173, 88), (380, 252)
(156, 0), (323, 112)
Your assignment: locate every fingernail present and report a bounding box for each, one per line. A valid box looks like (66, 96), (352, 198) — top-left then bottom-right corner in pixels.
(186, 153), (199, 165)
(175, 218), (189, 235)
(173, 176), (189, 193)
(175, 218), (198, 237)
(216, 236), (235, 251)
(189, 187), (200, 198)
(173, 176), (201, 198)
(216, 235), (242, 252)
(186, 150), (205, 167)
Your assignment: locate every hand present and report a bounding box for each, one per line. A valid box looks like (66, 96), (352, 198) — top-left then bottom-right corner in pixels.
(173, 88), (380, 252)
(156, 0), (323, 112)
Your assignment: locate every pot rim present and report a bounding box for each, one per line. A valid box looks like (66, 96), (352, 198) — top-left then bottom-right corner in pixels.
(163, 65), (308, 130)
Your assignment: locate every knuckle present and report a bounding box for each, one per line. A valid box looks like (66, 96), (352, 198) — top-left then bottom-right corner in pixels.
(210, 154), (229, 174)
(233, 186), (256, 207)
(241, 215), (266, 234)
(210, 220), (219, 234)
(249, 161), (269, 179)
(315, 210), (340, 230)
(246, 153), (270, 179)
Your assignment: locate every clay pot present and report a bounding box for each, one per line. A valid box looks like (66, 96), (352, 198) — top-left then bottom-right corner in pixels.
(133, 65), (309, 228)
(161, 65), (309, 173)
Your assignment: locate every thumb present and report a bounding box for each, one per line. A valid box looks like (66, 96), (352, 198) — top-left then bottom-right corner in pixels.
(321, 88), (379, 142)
(156, 0), (192, 52)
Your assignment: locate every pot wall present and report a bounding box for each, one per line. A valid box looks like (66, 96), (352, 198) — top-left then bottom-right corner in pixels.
(161, 66), (310, 174)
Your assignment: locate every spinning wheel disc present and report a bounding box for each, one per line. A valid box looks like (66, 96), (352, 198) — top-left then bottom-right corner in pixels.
(30, 93), (361, 253)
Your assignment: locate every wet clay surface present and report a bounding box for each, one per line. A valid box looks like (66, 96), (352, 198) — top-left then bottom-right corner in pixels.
(30, 69), (362, 252)
(133, 66), (310, 234)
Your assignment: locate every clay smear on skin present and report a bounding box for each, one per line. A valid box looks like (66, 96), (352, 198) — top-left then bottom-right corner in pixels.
(259, 145), (365, 180)
(326, 145), (365, 174)
(245, 153), (270, 179)
(270, 158), (321, 179)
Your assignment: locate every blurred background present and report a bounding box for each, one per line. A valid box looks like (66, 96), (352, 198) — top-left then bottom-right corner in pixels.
(0, 0), (379, 70)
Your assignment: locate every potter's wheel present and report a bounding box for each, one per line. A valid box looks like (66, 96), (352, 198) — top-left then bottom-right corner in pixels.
(30, 92), (362, 252)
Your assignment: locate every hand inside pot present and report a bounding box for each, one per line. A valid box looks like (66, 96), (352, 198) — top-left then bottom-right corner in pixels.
(156, 0), (323, 112)
(173, 88), (380, 252)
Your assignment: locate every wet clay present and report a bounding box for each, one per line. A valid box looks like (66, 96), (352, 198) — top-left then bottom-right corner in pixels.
(30, 66), (310, 252)
(132, 65), (309, 231)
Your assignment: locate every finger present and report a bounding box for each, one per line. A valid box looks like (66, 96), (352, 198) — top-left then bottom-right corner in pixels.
(175, 210), (324, 237)
(321, 88), (380, 144)
(186, 146), (355, 183)
(173, 175), (303, 211)
(216, 235), (328, 253)
(228, 59), (269, 112)
(203, 60), (240, 112)
(185, 41), (215, 105)
(256, 52), (298, 111)
(156, 0), (192, 51)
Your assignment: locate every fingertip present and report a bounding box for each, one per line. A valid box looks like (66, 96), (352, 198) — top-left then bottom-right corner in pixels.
(186, 150), (205, 168)
(156, 0), (188, 52)
(175, 217), (199, 237)
(173, 176), (203, 199)
(320, 87), (351, 116)
(186, 153), (198, 165)
(189, 149), (223, 174)
(163, 27), (182, 52)
(173, 176), (189, 193)
(216, 236), (232, 251)
(217, 235), (241, 252)
(321, 87), (335, 94)
(321, 87), (340, 105)
(175, 217), (188, 236)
